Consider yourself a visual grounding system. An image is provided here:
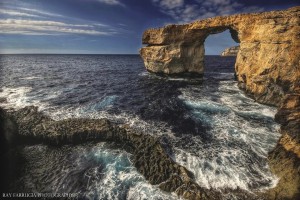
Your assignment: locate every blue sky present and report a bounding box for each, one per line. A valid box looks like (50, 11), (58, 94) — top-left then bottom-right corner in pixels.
(0, 0), (299, 54)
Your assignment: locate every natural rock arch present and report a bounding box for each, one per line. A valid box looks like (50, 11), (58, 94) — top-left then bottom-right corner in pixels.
(140, 6), (300, 200)
(140, 26), (238, 76)
(140, 6), (300, 107)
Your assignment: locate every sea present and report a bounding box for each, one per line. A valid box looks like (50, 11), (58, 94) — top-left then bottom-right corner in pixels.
(0, 55), (280, 199)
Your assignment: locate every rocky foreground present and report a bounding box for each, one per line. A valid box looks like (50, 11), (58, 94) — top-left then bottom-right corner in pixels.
(140, 6), (300, 200)
(0, 106), (263, 199)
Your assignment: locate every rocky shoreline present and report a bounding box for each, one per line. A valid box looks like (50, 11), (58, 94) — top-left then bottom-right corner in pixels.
(0, 6), (299, 200)
(140, 6), (300, 200)
(265, 93), (300, 199)
(1, 106), (272, 199)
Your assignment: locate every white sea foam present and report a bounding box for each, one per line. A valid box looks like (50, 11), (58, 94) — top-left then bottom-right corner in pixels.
(0, 86), (173, 138)
(22, 143), (179, 200)
(0, 86), (36, 109)
(0, 88), (166, 136)
(0, 79), (281, 196)
(0, 86), (61, 111)
(177, 80), (280, 191)
(19, 76), (42, 80)
(47, 103), (174, 138)
(138, 71), (150, 77)
(87, 143), (180, 200)
(81, 95), (118, 112)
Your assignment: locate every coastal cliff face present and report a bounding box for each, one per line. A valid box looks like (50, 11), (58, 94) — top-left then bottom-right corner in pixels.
(140, 6), (300, 200)
(140, 6), (300, 106)
(221, 46), (239, 56)
(266, 92), (300, 199)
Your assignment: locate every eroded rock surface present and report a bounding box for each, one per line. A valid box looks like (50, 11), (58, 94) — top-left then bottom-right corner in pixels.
(1, 106), (268, 199)
(140, 6), (300, 200)
(221, 46), (239, 56)
(266, 91), (300, 200)
(140, 6), (300, 106)
(0, 106), (218, 199)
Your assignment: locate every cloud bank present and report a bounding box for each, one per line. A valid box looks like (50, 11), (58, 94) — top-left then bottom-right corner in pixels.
(0, 4), (116, 36)
(152, 0), (265, 23)
(0, 19), (112, 35)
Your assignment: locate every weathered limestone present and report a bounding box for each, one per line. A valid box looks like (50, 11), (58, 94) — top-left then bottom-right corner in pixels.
(1, 106), (269, 199)
(265, 91), (300, 199)
(140, 6), (300, 106)
(140, 42), (205, 75)
(140, 6), (300, 200)
(221, 46), (239, 56)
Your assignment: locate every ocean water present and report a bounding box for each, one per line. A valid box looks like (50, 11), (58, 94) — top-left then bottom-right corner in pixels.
(0, 55), (280, 199)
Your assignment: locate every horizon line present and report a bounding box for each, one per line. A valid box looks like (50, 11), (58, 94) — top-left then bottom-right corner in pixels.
(0, 53), (140, 55)
(0, 53), (222, 56)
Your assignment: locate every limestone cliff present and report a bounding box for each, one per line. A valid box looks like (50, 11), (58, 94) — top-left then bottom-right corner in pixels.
(140, 6), (300, 106)
(221, 46), (239, 56)
(266, 92), (300, 199)
(140, 6), (300, 200)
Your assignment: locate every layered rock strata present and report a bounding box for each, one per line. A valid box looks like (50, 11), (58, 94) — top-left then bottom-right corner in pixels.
(221, 46), (239, 56)
(140, 6), (300, 200)
(266, 92), (300, 199)
(140, 6), (300, 106)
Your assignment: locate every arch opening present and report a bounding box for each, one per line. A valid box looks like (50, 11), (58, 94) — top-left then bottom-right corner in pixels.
(176, 28), (281, 194)
(203, 29), (239, 81)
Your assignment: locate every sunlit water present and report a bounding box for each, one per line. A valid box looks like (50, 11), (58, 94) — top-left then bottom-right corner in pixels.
(0, 55), (280, 199)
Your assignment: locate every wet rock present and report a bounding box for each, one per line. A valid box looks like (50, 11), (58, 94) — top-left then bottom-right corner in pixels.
(265, 92), (300, 200)
(3, 106), (292, 199)
(0, 108), (19, 193)
(274, 92), (300, 158)
(3, 106), (219, 199)
(0, 106), (272, 198)
(267, 144), (300, 200)
(0, 107), (18, 153)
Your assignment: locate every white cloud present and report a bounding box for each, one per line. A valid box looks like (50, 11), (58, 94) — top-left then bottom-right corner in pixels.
(17, 7), (64, 18)
(0, 3), (120, 36)
(0, 9), (40, 17)
(0, 6), (64, 18)
(97, 0), (124, 6)
(0, 19), (114, 35)
(153, 0), (184, 9)
(152, 0), (265, 23)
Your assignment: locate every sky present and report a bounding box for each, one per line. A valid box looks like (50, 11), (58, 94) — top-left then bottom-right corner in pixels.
(0, 0), (299, 55)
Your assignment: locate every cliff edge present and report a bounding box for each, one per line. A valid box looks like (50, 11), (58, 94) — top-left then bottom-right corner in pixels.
(140, 6), (300, 200)
(140, 6), (300, 106)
